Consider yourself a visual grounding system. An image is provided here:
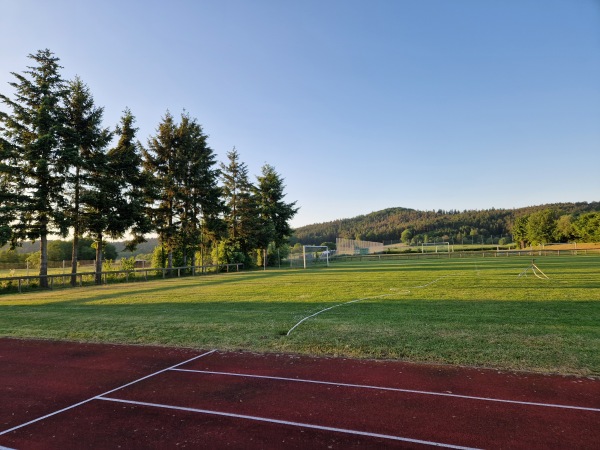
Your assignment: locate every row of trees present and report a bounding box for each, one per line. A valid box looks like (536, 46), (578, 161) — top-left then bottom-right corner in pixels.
(512, 209), (600, 248)
(0, 49), (297, 286)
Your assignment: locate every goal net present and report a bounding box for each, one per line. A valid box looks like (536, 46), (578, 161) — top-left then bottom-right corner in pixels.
(289, 246), (330, 268)
(420, 242), (450, 253)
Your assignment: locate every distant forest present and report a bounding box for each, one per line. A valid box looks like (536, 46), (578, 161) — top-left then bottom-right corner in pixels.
(291, 202), (600, 247)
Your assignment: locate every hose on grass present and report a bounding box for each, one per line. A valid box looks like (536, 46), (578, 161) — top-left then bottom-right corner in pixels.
(286, 277), (447, 336)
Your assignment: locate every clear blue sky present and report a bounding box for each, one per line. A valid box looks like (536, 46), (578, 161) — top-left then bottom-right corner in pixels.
(2, 0), (599, 228)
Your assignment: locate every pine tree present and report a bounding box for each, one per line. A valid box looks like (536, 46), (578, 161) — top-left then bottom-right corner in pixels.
(0, 49), (70, 287)
(254, 164), (298, 266)
(63, 76), (112, 285)
(81, 109), (150, 284)
(174, 113), (223, 269)
(144, 111), (179, 270)
(145, 111), (224, 271)
(0, 128), (21, 247)
(220, 148), (261, 264)
(108, 109), (152, 251)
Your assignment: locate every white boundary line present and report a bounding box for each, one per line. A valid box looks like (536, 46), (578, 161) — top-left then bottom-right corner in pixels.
(97, 396), (480, 450)
(171, 368), (600, 412)
(286, 293), (394, 336)
(0, 349), (216, 436)
(412, 276), (448, 288)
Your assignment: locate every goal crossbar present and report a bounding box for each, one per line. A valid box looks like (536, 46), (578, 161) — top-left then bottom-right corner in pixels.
(303, 246), (330, 269)
(421, 242), (450, 253)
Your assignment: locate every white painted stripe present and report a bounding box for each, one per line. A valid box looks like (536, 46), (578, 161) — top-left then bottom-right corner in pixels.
(97, 396), (481, 450)
(171, 368), (600, 412)
(0, 350), (216, 436)
(0, 445), (17, 450)
(287, 293), (394, 335)
(0, 396), (101, 437)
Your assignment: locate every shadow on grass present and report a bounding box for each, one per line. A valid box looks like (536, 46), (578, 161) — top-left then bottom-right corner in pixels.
(0, 270), (290, 303)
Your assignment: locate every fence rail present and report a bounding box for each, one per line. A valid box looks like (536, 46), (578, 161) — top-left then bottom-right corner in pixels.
(333, 248), (600, 263)
(0, 263), (243, 294)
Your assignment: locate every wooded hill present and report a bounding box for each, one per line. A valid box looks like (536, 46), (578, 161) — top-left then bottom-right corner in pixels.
(291, 202), (600, 246)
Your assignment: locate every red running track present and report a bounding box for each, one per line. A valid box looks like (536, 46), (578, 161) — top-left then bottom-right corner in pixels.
(0, 338), (598, 449)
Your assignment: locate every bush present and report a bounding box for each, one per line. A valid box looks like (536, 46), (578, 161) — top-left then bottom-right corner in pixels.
(320, 242), (336, 250)
(120, 257), (136, 271)
(102, 259), (116, 272)
(212, 241), (248, 268)
(1, 279), (14, 291)
(151, 245), (185, 268)
(26, 252), (40, 269)
(0, 249), (24, 263)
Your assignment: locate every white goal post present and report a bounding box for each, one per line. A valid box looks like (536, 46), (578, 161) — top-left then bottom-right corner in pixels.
(303, 245), (330, 268)
(420, 242), (450, 253)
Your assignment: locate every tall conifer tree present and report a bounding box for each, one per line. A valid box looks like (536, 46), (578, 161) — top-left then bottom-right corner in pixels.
(0, 123), (21, 247)
(64, 76), (112, 285)
(220, 148), (261, 263)
(0, 49), (69, 287)
(254, 164), (298, 265)
(108, 109), (152, 252)
(143, 111), (179, 269)
(81, 109), (149, 284)
(174, 113), (223, 268)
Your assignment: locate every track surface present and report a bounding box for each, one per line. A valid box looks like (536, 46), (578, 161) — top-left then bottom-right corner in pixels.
(0, 338), (598, 449)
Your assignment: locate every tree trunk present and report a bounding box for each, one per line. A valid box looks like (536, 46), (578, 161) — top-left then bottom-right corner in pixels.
(190, 247), (196, 275)
(95, 234), (103, 285)
(263, 248), (267, 271)
(70, 232), (79, 286)
(39, 229), (48, 289)
(167, 198), (173, 273)
(70, 166), (80, 286)
(167, 250), (173, 275)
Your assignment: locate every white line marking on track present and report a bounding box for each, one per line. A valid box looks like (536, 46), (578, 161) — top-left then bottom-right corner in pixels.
(0, 349), (216, 436)
(97, 396), (481, 450)
(171, 368), (600, 412)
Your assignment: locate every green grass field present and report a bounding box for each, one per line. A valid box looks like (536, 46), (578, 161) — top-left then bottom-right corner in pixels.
(1, 255), (599, 376)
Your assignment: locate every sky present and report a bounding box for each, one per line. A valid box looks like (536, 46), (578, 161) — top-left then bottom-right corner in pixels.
(1, 0), (599, 228)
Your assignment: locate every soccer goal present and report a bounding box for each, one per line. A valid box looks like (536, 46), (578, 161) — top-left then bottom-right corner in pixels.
(420, 242), (450, 253)
(289, 246), (331, 268)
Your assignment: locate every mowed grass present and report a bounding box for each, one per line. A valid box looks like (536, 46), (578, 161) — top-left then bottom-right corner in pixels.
(1, 255), (599, 376)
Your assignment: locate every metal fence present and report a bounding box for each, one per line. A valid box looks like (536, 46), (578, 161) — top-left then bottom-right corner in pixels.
(336, 238), (384, 256)
(333, 248), (600, 263)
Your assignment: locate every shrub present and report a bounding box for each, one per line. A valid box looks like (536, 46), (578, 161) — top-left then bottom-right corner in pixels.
(120, 257), (136, 271)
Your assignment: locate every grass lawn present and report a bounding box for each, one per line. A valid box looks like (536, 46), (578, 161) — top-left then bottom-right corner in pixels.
(1, 255), (599, 376)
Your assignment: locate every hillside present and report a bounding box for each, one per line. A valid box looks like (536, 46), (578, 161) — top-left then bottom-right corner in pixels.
(291, 202), (600, 245)
(3, 203), (598, 256)
(2, 238), (159, 258)
(112, 238), (159, 257)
